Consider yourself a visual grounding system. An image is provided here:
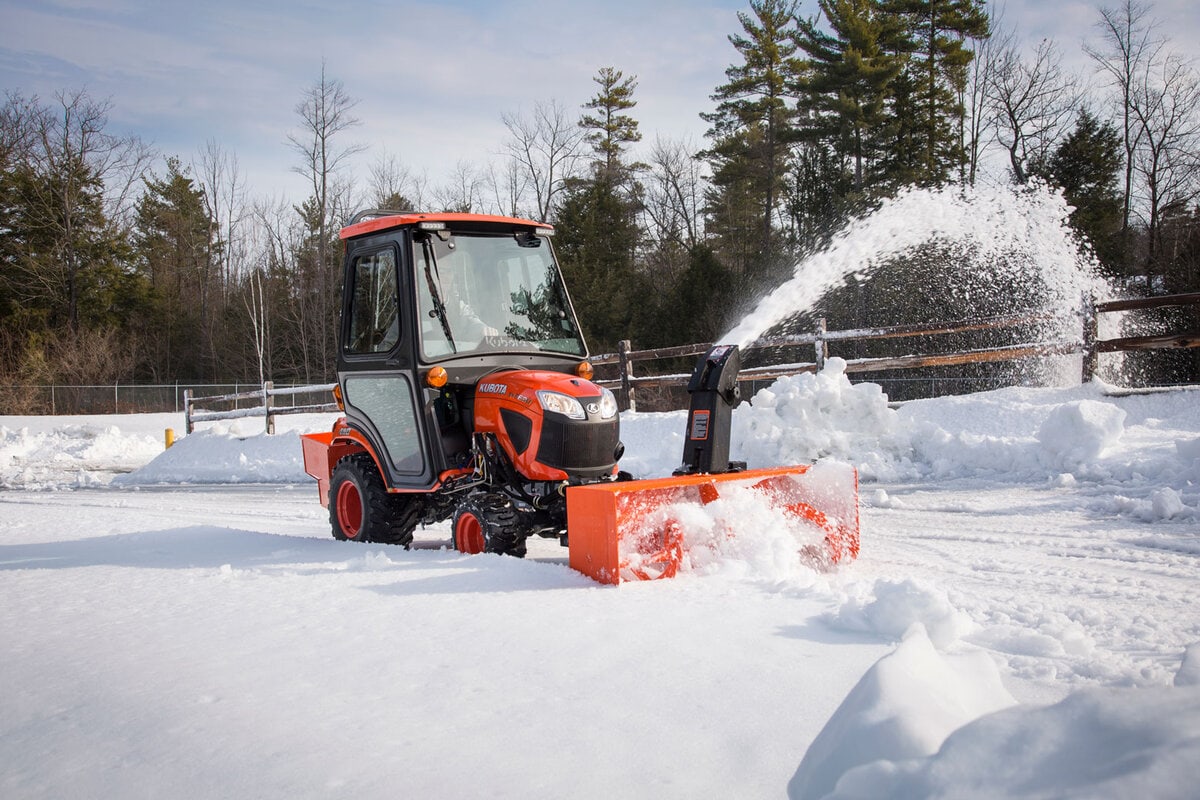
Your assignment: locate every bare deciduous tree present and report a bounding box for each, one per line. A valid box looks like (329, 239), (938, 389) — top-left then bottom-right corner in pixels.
(1129, 53), (1200, 266)
(432, 160), (484, 213)
(501, 100), (584, 222)
(483, 159), (529, 219)
(287, 65), (365, 379)
(642, 136), (705, 254)
(963, 3), (1006, 185)
(366, 151), (427, 211)
(195, 139), (247, 294)
(1085, 0), (1162, 245)
(988, 37), (1078, 184)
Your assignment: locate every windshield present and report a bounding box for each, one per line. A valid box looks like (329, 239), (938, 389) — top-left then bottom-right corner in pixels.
(414, 232), (586, 359)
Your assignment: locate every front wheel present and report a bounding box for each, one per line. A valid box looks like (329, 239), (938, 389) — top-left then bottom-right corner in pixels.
(329, 454), (418, 546)
(452, 494), (527, 557)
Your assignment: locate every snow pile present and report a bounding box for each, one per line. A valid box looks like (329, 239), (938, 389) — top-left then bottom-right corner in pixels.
(1036, 398), (1127, 471)
(732, 358), (909, 479)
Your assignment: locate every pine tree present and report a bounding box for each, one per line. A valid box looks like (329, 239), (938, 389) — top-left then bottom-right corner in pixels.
(794, 0), (904, 192)
(580, 67), (644, 182)
(1035, 109), (1124, 273)
(880, 0), (989, 184)
(702, 0), (802, 273)
(133, 157), (221, 378)
(554, 179), (642, 352)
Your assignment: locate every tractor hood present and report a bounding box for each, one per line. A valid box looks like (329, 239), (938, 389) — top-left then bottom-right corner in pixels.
(473, 370), (622, 482)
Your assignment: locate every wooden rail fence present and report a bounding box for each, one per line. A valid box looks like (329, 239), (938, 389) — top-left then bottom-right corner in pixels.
(182, 292), (1199, 427)
(594, 292), (1200, 411)
(184, 381), (338, 434)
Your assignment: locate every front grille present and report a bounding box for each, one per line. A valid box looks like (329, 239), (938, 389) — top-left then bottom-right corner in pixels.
(536, 415), (620, 475)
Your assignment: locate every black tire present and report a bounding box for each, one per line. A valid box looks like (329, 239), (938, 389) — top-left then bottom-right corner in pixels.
(451, 493), (528, 557)
(329, 454), (419, 547)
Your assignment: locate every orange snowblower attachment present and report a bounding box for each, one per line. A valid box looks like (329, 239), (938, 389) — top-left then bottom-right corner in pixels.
(566, 462), (859, 584)
(565, 345), (860, 584)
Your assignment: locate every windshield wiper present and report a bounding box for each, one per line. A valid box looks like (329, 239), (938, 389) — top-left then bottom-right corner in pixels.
(421, 239), (457, 353)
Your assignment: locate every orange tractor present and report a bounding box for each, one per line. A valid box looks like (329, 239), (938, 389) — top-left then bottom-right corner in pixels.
(301, 211), (858, 583)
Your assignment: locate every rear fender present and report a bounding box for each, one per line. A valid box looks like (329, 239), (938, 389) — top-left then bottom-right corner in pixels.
(302, 421), (472, 505)
(302, 423), (373, 508)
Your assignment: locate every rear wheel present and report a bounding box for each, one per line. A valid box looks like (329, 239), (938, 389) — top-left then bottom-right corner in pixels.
(452, 494), (527, 557)
(329, 454), (418, 546)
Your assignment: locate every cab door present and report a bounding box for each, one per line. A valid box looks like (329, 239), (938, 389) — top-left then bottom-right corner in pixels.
(337, 234), (437, 489)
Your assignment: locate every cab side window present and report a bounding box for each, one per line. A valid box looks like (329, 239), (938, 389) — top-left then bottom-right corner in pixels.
(346, 249), (399, 354)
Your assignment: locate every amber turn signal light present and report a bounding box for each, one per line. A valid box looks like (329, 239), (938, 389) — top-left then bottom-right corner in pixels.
(426, 366), (449, 388)
(576, 361), (594, 380)
(332, 383), (345, 411)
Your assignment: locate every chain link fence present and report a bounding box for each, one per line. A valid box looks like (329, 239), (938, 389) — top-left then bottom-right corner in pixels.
(0, 384), (335, 416)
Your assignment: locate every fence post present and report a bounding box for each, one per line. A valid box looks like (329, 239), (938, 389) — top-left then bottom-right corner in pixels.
(1081, 296), (1098, 383)
(617, 339), (636, 412)
(184, 389), (195, 434)
(814, 317), (828, 372)
(264, 380), (275, 434)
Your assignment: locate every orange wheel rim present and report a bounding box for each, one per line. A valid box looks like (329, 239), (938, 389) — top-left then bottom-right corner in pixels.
(336, 481), (363, 539)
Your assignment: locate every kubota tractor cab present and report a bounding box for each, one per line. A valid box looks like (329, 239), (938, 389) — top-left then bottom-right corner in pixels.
(301, 210), (624, 556)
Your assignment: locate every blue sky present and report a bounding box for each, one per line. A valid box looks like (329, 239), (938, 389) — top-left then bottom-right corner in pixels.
(2, 0), (1197, 202)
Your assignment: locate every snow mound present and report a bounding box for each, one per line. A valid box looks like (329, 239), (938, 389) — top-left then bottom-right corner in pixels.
(1036, 399), (1126, 471)
(1176, 644), (1200, 688)
(733, 358), (908, 479)
(815, 685), (1200, 800)
(114, 427), (310, 485)
(826, 579), (975, 649)
(788, 625), (1015, 800)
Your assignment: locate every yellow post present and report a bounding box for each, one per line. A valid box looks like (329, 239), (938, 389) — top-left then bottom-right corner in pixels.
(165, 428), (175, 449)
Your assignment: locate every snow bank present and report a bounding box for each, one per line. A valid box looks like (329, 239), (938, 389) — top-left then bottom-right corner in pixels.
(793, 633), (1200, 800)
(0, 418), (165, 489)
(625, 361), (1198, 526)
(113, 427), (311, 485)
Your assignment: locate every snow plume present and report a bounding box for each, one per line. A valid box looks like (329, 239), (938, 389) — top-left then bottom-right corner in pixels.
(722, 181), (1109, 350)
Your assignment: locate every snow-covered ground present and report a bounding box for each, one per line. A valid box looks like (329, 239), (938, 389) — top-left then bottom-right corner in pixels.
(2, 361), (1198, 798)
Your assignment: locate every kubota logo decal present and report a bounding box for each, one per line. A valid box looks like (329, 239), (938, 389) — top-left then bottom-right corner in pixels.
(479, 383), (508, 395)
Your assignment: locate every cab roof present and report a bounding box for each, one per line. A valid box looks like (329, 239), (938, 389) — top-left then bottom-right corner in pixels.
(339, 211), (553, 241)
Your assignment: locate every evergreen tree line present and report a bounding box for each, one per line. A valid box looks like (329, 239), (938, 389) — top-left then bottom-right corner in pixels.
(2, 1), (1198, 407)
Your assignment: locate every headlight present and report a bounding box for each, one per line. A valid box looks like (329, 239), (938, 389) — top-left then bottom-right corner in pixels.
(597, 387), (619, 420)
(537, 390), (585, 419)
